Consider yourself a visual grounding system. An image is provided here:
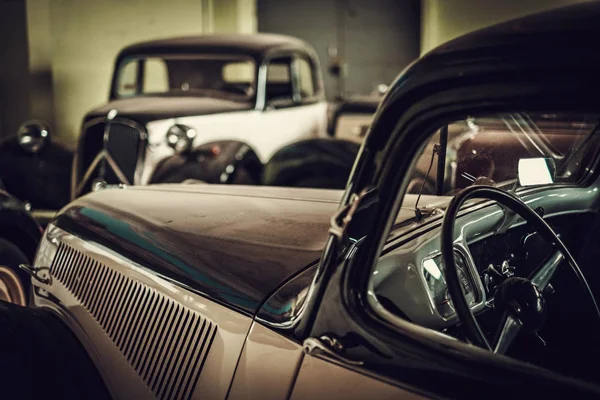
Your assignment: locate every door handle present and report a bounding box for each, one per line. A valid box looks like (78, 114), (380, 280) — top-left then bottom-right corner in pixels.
(303, 336), (364, 366)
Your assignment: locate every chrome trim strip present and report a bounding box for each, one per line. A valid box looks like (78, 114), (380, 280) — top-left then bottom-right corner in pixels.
(418, 244), (487, 324)
(105, 152), (132, 185)
(75, 151), (105, 196)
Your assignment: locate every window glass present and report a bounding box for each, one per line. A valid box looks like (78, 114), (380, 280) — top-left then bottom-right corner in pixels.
(117, 59), (138, 97)
(266, 57), (293, 103)
(143, 58), (169, 93)
(115, 55), (256, 100)
(370, 111), (600, 383)
(267, 60), (291, 83)
(406, 113), (600, 196)
(296, 57), (315, 98)
(223, 61), (255, 83)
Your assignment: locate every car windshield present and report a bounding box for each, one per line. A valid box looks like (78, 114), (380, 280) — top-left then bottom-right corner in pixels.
(408, 112), (600, 199)
(115, 54), (257, 101)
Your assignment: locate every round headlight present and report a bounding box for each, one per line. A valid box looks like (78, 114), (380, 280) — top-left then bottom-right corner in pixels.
(17, 120), (51, 154)
(166, 124), (197, 153)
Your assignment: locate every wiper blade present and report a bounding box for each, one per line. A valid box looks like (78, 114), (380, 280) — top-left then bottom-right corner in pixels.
(414, 144), (440, 220)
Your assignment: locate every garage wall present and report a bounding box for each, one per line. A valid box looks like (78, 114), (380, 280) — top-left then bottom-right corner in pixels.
(257, 0), (421, 100)
(24, 0), (257, 147)
(421, 0), (593, 54)
(0, 0), (31, 140)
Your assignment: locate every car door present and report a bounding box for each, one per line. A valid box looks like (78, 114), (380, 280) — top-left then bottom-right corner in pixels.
(289, 353), (425, 400)
(254, 53), (327, 161)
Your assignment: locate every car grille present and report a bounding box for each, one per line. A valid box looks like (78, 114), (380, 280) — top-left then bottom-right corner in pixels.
(77, 119), (146, 195)
(50, 241), (217, 400)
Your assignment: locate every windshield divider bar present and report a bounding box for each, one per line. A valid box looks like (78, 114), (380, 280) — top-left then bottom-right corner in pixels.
(436, 125), (448, 196)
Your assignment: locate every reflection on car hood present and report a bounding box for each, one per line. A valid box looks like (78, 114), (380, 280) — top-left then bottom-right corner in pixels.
(53, 184), (436, 315)
(85, 95), (253, 124)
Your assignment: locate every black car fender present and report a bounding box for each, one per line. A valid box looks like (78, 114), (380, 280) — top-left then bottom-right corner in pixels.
(149, 140), (263, 185)
(0, 190), (42, 263)
(262, 138), (361, 189)
(0, 136), (73, 210)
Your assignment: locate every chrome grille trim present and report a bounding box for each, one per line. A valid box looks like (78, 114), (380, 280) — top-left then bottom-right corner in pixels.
(49, 242), (217, 400)
(73, 116), (147, 200)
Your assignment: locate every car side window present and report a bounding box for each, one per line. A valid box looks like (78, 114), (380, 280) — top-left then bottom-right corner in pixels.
(266, 56), (293, 105)
(295, 57), (316, 99)
(143, 57), (169, 93)
(117, 59), (139, 97)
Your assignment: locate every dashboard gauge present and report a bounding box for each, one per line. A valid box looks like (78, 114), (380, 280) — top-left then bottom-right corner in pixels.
(422, 251), (478, 319)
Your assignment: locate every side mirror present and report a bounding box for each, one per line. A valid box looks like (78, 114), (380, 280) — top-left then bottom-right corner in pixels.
(518, 158), (556, 186)
(17, 120), (51, 154)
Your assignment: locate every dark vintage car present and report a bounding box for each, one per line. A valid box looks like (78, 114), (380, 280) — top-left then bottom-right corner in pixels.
(72, 33), (329, 199)
(7, 3), (600, 399)
(0, 121), (72, 212)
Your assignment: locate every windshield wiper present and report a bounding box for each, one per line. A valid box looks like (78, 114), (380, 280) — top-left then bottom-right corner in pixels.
(414, 125), (448, 220)
(414, 143), (440, 221)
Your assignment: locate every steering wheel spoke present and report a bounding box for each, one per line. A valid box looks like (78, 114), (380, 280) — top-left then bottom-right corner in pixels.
(493, 313), (522, 354)
(530, 250), (564, 291)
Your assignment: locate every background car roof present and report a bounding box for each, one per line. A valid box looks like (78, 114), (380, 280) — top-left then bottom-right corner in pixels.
(116, 33), (314, 61)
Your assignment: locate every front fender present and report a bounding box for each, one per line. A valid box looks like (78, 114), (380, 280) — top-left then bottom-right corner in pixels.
(0, 190), (42, 260)
(148, 140), (262, 185)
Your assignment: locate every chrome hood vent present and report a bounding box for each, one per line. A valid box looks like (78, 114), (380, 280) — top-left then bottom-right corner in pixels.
(49, 241), (217, 400)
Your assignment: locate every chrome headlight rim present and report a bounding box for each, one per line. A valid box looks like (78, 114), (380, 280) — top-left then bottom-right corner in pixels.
(166, 124), (197, 153)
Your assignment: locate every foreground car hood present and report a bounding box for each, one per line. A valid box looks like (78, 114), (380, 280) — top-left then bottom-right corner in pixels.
(85, 95), (253, 124)
(53, 184), (430, 315)
(54, 185), (343, 315)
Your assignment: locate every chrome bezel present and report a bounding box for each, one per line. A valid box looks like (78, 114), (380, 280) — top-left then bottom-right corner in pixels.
(419, 243), (487, 324)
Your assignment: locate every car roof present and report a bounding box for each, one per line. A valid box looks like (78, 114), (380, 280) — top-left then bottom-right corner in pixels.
(402, 2), (600, 84)
(116, 33), (314, 61)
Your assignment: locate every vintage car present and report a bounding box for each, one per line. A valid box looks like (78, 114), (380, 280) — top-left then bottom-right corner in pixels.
(7, 3), (600, 399)
(72, 33), (329, 199)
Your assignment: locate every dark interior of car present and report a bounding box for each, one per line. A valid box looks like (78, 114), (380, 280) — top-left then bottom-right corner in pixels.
(378, 208), (600, 384)
(465, 212), (600, 381)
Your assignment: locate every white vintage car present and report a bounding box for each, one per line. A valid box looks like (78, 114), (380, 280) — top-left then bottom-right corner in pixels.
(72, 34), (329, 198)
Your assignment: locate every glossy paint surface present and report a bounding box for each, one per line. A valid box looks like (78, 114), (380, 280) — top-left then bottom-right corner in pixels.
(54, 185), (342, 315)
(86, 96), (253, 125)
(228, 322), (303, 400)
(34, 226), (253, 400)
(290, 355), (425, 400)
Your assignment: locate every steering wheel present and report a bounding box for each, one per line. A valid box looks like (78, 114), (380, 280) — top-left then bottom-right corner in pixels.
(441, 185), (600, 353)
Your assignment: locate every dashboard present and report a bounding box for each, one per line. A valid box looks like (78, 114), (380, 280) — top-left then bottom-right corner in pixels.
(422, 249), (481, 320)
(371, 188), (594, 331)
